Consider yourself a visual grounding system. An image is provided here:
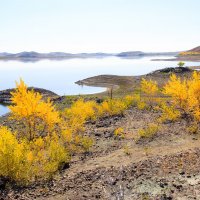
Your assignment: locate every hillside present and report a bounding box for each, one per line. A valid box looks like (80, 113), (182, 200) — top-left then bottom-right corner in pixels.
(187, 46), (200, 52)
(1, 67), (200, 199)
(176, 46), (200, 61)
(154, 46), (200, 62)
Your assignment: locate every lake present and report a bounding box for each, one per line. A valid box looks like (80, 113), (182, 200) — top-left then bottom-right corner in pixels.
(0, 56), (199, 116)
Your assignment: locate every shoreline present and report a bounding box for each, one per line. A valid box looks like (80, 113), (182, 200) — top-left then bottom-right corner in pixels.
(152, 56), (200, 62)
(0, 66), (196, 105)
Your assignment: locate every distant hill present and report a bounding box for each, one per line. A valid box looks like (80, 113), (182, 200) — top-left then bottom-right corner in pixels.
(0, 51), (178, 62)
(117, 51), (178, 58)
(187, 46), (200, 53)
(179, 46), (200, 56)
(0, 52), (114, 60)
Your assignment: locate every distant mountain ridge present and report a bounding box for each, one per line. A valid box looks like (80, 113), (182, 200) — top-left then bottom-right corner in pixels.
(117, 51), (178, 57)
(187, 46), (200, 53)
(0, 51), (179, 61)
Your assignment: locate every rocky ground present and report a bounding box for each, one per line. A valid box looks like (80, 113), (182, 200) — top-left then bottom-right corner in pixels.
(1, 67), (200, 200)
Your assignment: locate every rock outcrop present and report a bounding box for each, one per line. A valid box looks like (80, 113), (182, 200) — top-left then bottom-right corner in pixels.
(0, 87), (58, 104)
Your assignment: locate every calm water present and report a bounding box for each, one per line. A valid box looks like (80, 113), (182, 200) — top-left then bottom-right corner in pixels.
(0, 56), (199, 115)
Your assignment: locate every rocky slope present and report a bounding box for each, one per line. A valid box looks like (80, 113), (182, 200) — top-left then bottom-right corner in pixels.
(0, 67), (199, 200)
(1, 106), (200, 200)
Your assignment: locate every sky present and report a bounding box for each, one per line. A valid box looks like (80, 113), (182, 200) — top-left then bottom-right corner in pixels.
(0, 0), (200, 53)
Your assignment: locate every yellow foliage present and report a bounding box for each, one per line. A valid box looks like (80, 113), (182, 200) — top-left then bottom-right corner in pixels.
(158, 102), (181, 123)
(0, 126), (70, 183)
(187, 123), (199, 134)
(163, 74), (188, 112)
(163, 72), (200, 123)
(141, 78), (159, 107)
(63, 97), (130, 134)
(187, 72), (200, 121)
(80, 136), (93, 153)
(114, 127), (125, 138)
(2, 79), (139, 184)
(141, 78), (158, 95)
(28, 134), (69, 179)
(136, 101), (147, 110)
(138, 123), (160, 139)
(63, 99), (98, 133)
(0, 126), (30, 182)
(98, 99), (128, 116)
(9, 79), (60, 140)
(124, 95), (135, 107)
(179, 51), (200, 56)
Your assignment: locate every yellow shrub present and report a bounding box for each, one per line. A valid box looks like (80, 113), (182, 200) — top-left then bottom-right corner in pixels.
(0, 126), (70, 183)
(138, 123), (160, 139)
(187, 72), (200, 121)
(141, 78), (158, 95)
(99, 99), (128, 116)
(9, 79), (61, 140)
(163, 74), (188, 112)
(163, 72), (200, 123)
(63, 99), (98, 133)
(80, 136), (93, 153)
(187, 123), (199, 134)
(65, 99), (97, 120)
(114, 127), (125, 138)
(1, 80), (100, 184)
(97, 101), (110, 116)
(0, 126), (30, 182)
(124, 95), (135, 107)
(28, 134), (69, 179)
(158, 102), (181, 123)
(141, 78), (159, 108)
(136, 101), (147, 110)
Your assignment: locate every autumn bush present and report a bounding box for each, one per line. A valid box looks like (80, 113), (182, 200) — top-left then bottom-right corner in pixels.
(163, 71), (200, 123)
(62, 98), (97, 133)
(0, 80), (92, 184)
(98, 98), (128, 116)
(140, 78), (159, 108)
(138, 123), (160, 139)
(63, 97), (131, 129)
(0, 126), (69, 183)
(9, 79), (61, 140)
(114, 127), (125, 138)
(136, 72), (200, 127)
(0, 126), (30, 182)
(158, 102), (181, 123)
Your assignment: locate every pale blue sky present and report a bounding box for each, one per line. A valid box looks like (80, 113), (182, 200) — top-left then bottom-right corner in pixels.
(0, 0), (199, 53)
